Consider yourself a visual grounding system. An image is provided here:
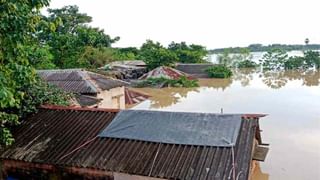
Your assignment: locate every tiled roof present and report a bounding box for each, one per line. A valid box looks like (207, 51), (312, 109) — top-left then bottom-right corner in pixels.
(1, 107), (263, 180)
(37, 69), (129, 94)
(139, 66), (192, 80)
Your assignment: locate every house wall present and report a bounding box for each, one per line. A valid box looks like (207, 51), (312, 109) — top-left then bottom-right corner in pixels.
(97, 86), (125, 109)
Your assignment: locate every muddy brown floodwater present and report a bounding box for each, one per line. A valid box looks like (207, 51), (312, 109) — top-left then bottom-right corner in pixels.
(131, 69), (320, 180)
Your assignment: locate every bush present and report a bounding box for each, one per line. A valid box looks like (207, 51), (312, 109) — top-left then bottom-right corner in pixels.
(237, 60), (257, 68)
(137, 76), (199, 88)
(205, 65), (233, 78)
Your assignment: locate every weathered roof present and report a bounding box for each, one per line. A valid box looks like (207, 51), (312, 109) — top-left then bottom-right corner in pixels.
(75, 94), (102, 107)
(139, 66), (192, 80)
(99, 110), (242, 147)
(1, 107), (263, 180)
(125, 88), (150, 105)
(37, 69), (129, 94)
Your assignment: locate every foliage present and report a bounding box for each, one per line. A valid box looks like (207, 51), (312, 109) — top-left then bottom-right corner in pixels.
(205, 65), (233, 78)
(77, 46), (115, 68)
(0, 0), (70, 146)
(259, 49), (320, 70)
(25, 45), (56, 69)
(237, 60), (258, 68)
(259, 49), (288, 70)
(137, 76), (199, 88)
(112, 47), (139, 60)
(168, 42), (208, 63)
(304, 50), (320, 69)
(231, 48), (257, 68)
(283, 56), (305, 70)
(139, 40), (178, 70)
(217, 49), (233, 67)
(40, 5), (119, 68)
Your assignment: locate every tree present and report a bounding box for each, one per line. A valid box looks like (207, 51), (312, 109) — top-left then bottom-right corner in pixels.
(139, 40), (178, 69)
(41, 5), (119, 68)
(168, 42), (208, 63)
(217, 49), (233, 66)
(232, 48), (257, 68)
(259, 49), (288, 70)
(304, 50), (320, 69)
(78, 46), (115, 68)
(0, 0), (70, 146)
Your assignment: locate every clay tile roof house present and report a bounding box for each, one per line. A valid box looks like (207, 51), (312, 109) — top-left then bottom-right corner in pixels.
(139, 66), (193, 80)
(37, 69), (129, 109)
(0, 106), (269, 180)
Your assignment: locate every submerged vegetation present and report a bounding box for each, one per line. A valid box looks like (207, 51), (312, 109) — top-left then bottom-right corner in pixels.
(137, 76), (199, 88)
(217, 48), (257, 68)
(206, 65), (233, 78)
(260, 49), (320, 70)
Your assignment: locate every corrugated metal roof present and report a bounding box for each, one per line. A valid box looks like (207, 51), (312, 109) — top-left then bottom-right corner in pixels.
(75, 95), (102, 107)
(139, 66), (192, 80)
(1, 107), (263, 180)
(37, 69), (129, 94)
(125, 88), (150, 105)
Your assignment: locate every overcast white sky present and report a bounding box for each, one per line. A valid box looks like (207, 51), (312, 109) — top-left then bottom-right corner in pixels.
(46, 0), (320, 49)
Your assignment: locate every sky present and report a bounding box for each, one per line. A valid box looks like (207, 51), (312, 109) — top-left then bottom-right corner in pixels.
(46, 0), (320, 49)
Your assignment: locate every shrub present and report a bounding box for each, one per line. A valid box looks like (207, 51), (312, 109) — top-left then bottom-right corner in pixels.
(237, 60), (257, 68)
(205, 65), (233, 78)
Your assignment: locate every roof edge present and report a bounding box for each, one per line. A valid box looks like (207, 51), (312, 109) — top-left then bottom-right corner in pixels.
(40, 105), (120, 113)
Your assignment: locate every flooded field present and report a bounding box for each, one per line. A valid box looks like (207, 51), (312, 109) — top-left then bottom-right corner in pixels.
(131, 69), (320, 180)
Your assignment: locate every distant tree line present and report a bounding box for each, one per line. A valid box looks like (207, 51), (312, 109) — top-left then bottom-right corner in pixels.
(210, 44), (320, 53)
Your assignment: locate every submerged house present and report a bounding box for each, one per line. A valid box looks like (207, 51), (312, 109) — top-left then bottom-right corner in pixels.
(0, 106), (268, 180)
(139, 66), (193, 80)
(37, 69), (129, 109)
(102, 60), (147, 80)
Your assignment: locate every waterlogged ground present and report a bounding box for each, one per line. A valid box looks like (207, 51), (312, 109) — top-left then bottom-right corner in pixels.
(131, 69), (320, 180)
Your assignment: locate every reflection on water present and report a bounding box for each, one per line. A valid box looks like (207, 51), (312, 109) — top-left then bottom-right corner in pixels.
(251, 161), (269, 180)
(132, 87), (199, 108)
(132, 69), (320, 180)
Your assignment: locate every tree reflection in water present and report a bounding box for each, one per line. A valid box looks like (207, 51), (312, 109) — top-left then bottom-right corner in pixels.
(262, 70), (288, 89)
(198, 78), (233, 90)
(131, 87), (199, 108)
(233, 68), (259, 87)
(262, 69), (320, 89)
(230, 68), (319, 89)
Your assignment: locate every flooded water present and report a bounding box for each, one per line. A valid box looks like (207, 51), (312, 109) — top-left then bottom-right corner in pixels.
(131, 69), (320, 180)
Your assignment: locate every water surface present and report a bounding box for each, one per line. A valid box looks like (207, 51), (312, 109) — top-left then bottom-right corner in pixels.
(131, 69), (320, 180)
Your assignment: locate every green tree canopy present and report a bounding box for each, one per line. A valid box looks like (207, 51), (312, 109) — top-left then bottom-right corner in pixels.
(139, 40), (178, 69)
(40, 5), (119, 68)
(168, 41), (208, 63)
(0, 0), (70, 146)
